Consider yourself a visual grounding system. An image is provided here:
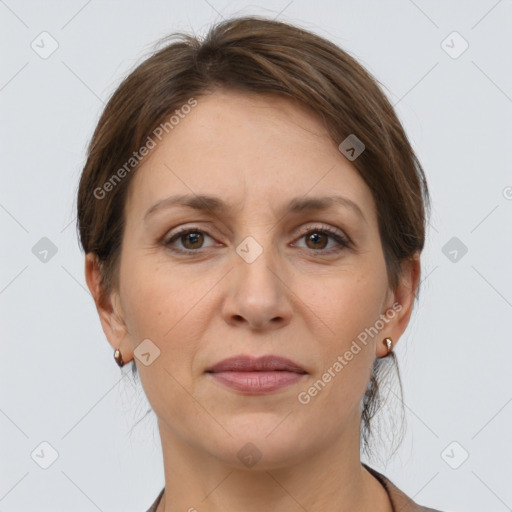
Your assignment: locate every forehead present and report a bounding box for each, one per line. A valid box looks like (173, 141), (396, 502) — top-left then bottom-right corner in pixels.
(124, 90), (376, 222)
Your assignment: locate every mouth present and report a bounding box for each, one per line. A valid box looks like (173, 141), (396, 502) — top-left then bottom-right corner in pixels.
(205, 355), (307, 394)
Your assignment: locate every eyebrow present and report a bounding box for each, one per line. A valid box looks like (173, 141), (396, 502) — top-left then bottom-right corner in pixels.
(143, 194), (366, 223)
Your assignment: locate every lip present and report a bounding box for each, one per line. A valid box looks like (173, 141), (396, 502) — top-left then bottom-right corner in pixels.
(205, 355), (307, 394)
(205, 355), (307, 373)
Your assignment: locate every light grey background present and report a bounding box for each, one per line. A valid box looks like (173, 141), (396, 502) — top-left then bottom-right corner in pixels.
(1, 1), (511, 511)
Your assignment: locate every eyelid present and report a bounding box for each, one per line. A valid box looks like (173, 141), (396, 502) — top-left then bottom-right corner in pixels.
(294, 222), (350, 242)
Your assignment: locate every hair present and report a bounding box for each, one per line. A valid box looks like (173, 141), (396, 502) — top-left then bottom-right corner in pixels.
(76, 15), (430, 459)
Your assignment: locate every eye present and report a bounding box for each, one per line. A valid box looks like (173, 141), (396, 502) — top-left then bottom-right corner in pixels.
(164, 227), (216, 254)
(293, 225), (350, 254)
(163, 224), (351, 256)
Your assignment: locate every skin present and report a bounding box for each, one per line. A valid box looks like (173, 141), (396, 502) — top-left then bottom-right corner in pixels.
(85, 89), (420, 512)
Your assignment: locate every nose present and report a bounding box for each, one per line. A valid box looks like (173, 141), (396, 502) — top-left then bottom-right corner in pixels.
(221, 239), (293, 332)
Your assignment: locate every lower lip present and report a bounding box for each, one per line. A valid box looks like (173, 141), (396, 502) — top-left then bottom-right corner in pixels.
(208, 371), (306, 393)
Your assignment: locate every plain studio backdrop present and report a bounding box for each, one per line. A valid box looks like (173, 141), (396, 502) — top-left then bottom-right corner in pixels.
(1, 1), (511, 511)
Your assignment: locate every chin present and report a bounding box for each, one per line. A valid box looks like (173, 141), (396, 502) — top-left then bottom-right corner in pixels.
(202, 416), (313, 470)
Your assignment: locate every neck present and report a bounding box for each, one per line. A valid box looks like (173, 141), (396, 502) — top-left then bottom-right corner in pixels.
(155, 411), (392, 512)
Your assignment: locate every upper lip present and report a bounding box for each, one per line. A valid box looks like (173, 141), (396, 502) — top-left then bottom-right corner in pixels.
(205, 355), (307, 374)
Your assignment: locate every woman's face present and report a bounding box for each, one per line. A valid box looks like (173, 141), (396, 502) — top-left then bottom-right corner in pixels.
(88, 89), (417, 469)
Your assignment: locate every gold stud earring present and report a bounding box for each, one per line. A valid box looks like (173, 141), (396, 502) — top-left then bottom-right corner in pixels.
(383, 337), (393, 355)
(114, 348), (125, 367)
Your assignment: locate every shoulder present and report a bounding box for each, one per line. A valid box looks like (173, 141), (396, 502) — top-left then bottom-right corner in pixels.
(362, 463), (445, 512)
(145, 488), (164, 512)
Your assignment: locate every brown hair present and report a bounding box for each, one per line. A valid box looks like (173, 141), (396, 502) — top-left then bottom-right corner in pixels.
(76, 15), (430, 458)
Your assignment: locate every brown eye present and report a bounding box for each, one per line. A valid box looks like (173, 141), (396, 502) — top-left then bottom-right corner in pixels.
(304, 231), (329, 250)
(164, 225), (350, 256)
(165, 228), (215, 253)
(180, 231), (204, 250)
(294, 226), (350, 254)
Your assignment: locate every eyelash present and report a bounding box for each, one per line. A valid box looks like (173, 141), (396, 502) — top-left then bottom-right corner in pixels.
(163, 225), (351, 256)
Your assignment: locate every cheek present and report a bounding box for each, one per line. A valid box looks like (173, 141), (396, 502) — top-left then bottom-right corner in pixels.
(119, 260), (205, 408)
(120, 256), (186, 332)
(119, 258), (212, 368)
(298, 271), (386, 421)
(299, 263), (388, 346)
(313, 262), (388, 401)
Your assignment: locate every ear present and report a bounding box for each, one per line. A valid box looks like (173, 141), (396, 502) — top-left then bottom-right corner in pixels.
(375, 251), (421, 358)
(84, 253), (133, 363)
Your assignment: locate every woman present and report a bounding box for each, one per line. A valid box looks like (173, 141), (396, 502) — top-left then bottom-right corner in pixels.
(78, 16), (444, 512)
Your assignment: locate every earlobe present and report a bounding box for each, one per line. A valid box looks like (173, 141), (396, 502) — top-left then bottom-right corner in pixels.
(84, 253), (132, 362)
(376, 252), (421, 358)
